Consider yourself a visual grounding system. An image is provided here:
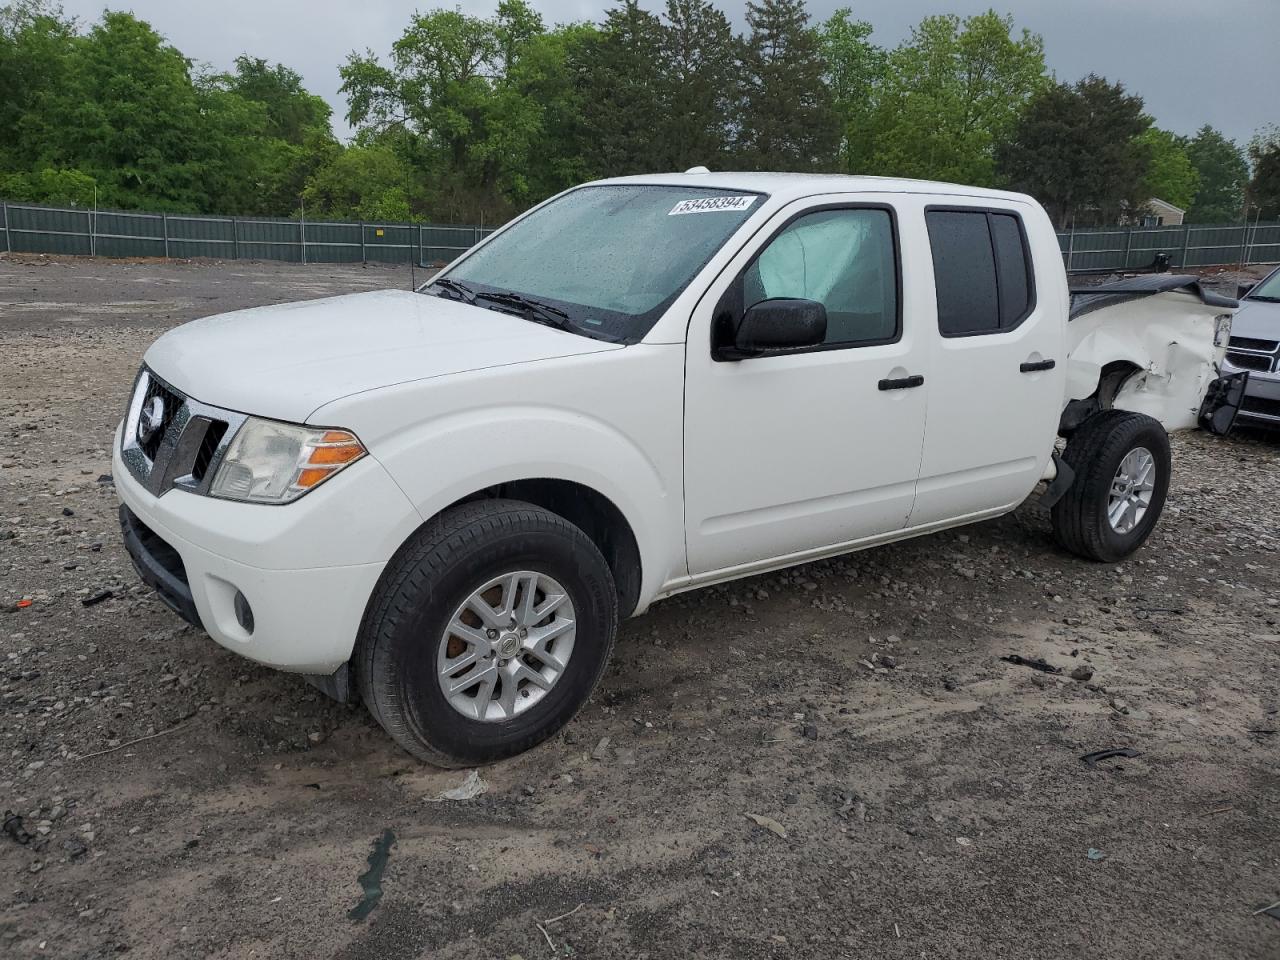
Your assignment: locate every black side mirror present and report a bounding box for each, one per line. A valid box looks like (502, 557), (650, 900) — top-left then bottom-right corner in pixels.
(716, 298), (827, 360)
(1237, 281), (1256, 299)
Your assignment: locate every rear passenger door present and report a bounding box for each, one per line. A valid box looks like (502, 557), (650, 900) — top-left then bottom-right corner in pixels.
(909, 203), (1066, 527)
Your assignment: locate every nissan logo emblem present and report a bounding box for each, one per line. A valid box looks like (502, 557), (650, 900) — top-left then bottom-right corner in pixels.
(137, 395), (165, 444)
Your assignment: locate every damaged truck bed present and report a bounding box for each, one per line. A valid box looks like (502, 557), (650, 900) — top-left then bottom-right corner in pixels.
(1065, 274), (1243, 434)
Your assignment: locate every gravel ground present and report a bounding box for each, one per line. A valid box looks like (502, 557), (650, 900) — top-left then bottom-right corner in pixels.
(1, 255), (1278, 960)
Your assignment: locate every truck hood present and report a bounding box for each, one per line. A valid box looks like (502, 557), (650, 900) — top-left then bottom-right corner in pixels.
(144, 289), (622, 423)
(1230, 299), (1280, 341)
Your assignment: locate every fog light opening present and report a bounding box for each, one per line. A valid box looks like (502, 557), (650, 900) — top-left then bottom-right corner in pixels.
(233, 590), (255, 635)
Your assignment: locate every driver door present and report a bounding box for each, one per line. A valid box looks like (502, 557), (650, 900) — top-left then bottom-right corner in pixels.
(683, 198), (931, 576)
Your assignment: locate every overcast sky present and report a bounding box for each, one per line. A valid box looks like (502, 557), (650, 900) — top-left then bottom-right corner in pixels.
(59, 0), (1278, 148)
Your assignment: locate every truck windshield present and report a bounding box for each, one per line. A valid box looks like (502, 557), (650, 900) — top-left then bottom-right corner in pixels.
(434, 184), (765, 342)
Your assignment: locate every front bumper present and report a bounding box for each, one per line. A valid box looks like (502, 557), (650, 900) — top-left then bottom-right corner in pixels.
(113, 425), (421, 674)
(1222, 358), (1280, 426)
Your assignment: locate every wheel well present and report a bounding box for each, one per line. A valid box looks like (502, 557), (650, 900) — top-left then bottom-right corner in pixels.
(1096, 361), (1143, 408)
(451, 479), (643, 617)
(1059, 361), (1143, 436)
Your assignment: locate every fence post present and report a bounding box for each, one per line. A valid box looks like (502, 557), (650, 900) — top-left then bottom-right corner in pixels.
(1065, 226), (1075, 273)
(1239, 219), (1249, 267)
(359, 221), (365, 263)
(1121, 227), (1133, 270)
(300, 212), (307, 265)
(2, 200), (9, 253)
(417, 224), (423, 268)
(1179, 224), (1191, 269)
(162, 212), (169, 260)
(232, 217), (240, 260)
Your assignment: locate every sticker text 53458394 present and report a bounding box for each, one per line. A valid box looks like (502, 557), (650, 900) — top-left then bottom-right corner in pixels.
(668, 196), (756, 216)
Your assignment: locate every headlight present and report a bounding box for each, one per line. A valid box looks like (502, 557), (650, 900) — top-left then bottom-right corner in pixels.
(209, 418), (366, 504)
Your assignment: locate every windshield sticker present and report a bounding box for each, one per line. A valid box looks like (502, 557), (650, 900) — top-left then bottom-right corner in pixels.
(669, 195), (756, 216)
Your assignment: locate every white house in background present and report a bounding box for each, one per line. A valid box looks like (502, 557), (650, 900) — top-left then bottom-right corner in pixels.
(1139, 198), (1185, 227)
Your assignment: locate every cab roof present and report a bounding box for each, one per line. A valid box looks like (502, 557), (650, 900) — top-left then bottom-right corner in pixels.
(592, 171), (1037, 207)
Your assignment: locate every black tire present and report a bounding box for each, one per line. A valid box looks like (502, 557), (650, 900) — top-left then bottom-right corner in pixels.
(356, 499), (618, 767)
(1051, 410), (1171, 562)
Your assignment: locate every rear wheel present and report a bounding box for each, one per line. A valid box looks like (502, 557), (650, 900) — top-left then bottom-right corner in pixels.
(1051, 410), (1171, 562)
(356, 499), (618, 767)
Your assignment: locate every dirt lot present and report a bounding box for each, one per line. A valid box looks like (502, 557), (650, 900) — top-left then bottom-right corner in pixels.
(1, 255), (1278, 960)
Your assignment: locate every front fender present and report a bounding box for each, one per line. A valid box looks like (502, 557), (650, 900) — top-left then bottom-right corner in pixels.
(373, 404), (678, 610)
(310, 343), (688, 612)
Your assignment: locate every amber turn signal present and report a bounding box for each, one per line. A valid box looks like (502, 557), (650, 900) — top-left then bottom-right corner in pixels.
(297, 431), (365, 489)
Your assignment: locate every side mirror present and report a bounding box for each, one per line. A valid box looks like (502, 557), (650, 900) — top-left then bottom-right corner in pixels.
(717, 298), (827, 360)
(1237, 281), (1256, 299)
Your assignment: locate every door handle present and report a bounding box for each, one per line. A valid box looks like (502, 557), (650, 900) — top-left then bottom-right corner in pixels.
(878, 374), (925, 391)
(1020, 359), (1056, 373)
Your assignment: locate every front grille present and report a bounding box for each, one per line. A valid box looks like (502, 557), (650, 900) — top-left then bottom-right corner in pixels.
(125, 508), (189, 586)
(119, 505), (202, 628)
(192, 421), (228, 480)
(138, 375), (183, 460)
(1226, 351), (1274, 373)
(121, 367), (242, 497)
(1229, 336), (1279, 352)
(1241, 395), (1280, 419)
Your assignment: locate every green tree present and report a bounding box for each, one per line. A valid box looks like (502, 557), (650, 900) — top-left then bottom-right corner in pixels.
(0, 166), (96, 205)
(1248, 126), (1280, 220)
(820, 8), (885, 175)
(224, 56), (332, 145)
(303, 142), (420, 221)
(736, 0), (836, 171)
(1139, 127), (1198, 211)
(996, 75), (1150, 228)
(0, 1), (78, 171)
(43, 11), (212, 210)
(867, 11), (1046, 185)
(506, 24), (596, 201)
(572, 1), (668, 177)
(340, 0), (579, 220)
(655, 0), (738, 171)
(1186, 125), (1247, 223)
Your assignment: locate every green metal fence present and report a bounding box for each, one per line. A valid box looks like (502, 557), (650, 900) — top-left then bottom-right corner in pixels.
(2, 197), (1277, 274)
(0, 199), (497, 265)
(1056, 219), (1280, 273)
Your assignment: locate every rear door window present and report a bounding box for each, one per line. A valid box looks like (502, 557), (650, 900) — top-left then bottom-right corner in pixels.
(926, 208), (1035, 336)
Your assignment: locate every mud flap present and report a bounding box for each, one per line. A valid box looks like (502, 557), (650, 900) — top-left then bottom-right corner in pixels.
(1040, 452), (1076, 508)
(1198, 371), (1250, 436)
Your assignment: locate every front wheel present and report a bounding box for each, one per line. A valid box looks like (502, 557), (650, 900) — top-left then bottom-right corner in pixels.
(1051, 410), (1171, 562)
(356, 499), (618, 767)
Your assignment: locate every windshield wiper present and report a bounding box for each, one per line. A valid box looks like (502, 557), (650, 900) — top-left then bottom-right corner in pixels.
(430, 277), (477, 303)
(473, 291), (577, 332)
(1247, 294), (1280, 303)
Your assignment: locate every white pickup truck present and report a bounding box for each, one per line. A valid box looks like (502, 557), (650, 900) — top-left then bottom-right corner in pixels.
(115, 173), (1242, 766)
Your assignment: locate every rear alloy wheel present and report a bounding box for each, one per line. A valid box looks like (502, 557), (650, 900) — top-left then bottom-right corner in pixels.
(1051, 410), (1171, 562)
(357, 499), (618, 767)
(1106, 446), (1156, 535)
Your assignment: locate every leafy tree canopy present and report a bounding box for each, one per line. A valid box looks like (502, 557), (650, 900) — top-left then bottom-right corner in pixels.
(864, 11), (1047, 185)
(997, 75), (1150, 228)
(1186, 125), (1247, 223)
(1, 0), (1275, 228)
(1139, 127), (1199, 212)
